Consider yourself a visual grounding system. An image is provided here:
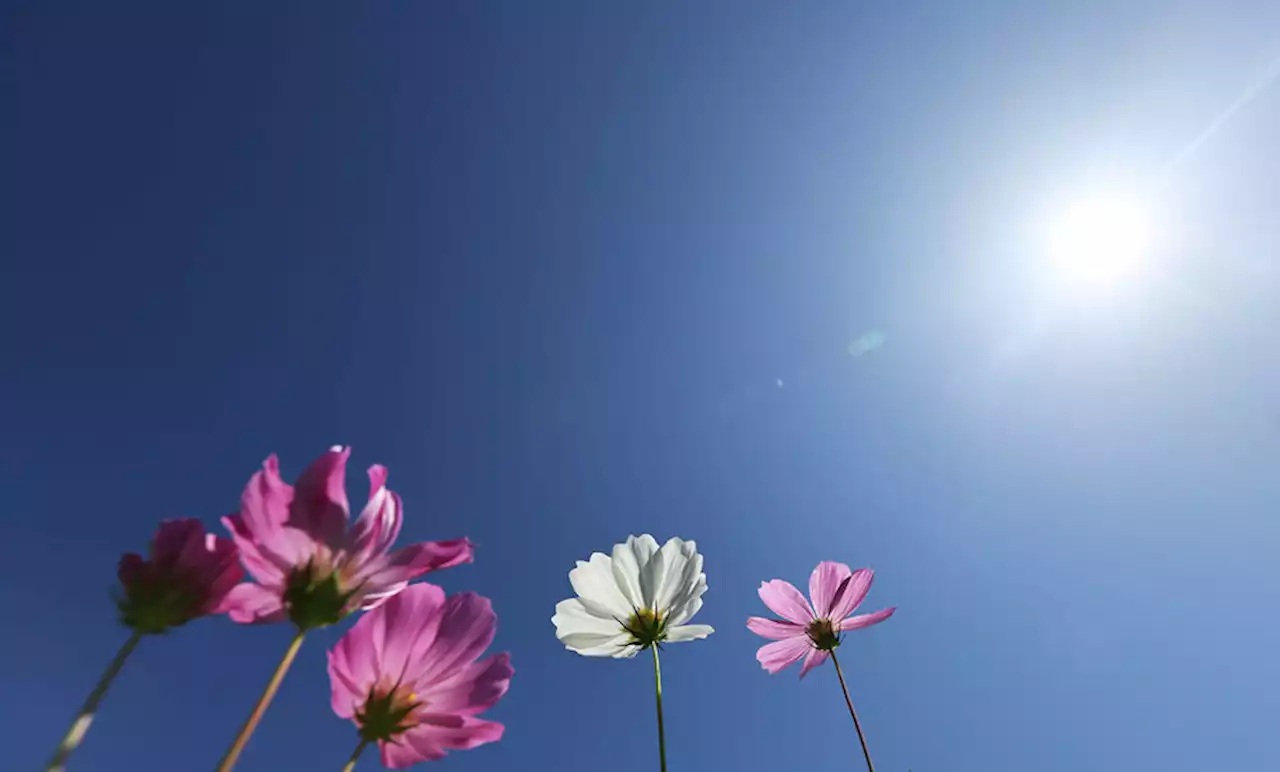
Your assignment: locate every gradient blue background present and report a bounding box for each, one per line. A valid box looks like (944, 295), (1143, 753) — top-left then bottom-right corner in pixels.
(4, 3), (1279, 770)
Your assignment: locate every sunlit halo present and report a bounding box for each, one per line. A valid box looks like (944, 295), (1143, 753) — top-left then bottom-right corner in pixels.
(1044, 191), (1155, 289)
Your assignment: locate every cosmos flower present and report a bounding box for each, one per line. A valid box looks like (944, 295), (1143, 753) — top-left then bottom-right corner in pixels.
(747, 561), (895, 678)
(220, 447), (473, 630)
(553, 534), (712, 772)
(552, 534), (714, 657)
(213, 447), (474, 772)
(116, 517), (244, 633)
(327, 583), (512, 769)
(46, 519), (243, 772)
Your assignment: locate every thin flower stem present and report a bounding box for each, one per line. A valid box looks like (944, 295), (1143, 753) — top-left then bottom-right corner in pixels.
(215, 629), (307, 772)
(651, 645), (667, 772)
(340, 738), (369, 772)
(45, 630), (144, 772)
(830, 650), (876, 772)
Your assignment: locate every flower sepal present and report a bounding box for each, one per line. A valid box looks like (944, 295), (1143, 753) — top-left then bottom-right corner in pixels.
(284, 562), (360, 631)
(622, 607), (668, 650)
(806, 619), (841, 652)
(356, 688), (420, 743)
(115, 580), (203, 635)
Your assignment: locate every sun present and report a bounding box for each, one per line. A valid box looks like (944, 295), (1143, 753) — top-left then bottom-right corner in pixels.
(1043, 191), (1155, 290)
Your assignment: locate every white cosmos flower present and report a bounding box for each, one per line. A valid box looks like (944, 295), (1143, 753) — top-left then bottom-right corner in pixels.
(553, 534), (714, 658)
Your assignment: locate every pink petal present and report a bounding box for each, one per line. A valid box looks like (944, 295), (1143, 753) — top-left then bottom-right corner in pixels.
(151, 519), (205, 572)
(202, 530), (241, 569)
(288, 447), (351, 550)
(327, 632), (376, 719)
(185, 529), (230, 578)
(746, 617), (806, 641)
(353, 582), (409, 612)
(220, 514), (286, 585)
(225, 514), (304, 586)
(117, 553), (145, 588)
(395, 538), (475, 573)
(176, 522), (221, 575)
(758, 579), (814, 624)
(237, 457), (314, 567)
(413, 592), (497, 687)
(355, 539), (475, 607)
(203, 542), (246, 611)
(809, 561), (853, 619)
(756, 636), (812, 674)
(220, 582), (287, 624)
(349, 465), (402, 560)
(420, 653), (513, 716)
(840, 606), (896, 631)
(828, 568), (874, 621)
(411, 714), (505, 753)
(380, 734), (445, 769)
(240, 455), (293, 534)
(799, 647), (830, 679)
(372, 582), (448, 686)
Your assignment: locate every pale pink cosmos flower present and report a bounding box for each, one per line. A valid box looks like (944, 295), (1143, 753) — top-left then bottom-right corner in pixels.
(747, 561), (895, 678)
(220, 447), (473, 629)
(117, 517), (244, 633)
(328, 583), (512, 769)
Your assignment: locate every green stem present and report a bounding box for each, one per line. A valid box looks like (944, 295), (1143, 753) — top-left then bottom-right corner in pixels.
(651, 645), (667, 772)
(340, 738), (369, 772)
(45, 630), (144, 772)
(215, 629), (307, 772)
(830, 650), (876, 772)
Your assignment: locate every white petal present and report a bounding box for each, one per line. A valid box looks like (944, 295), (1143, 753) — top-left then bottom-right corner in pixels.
(610, 536), (649, 610)
(651, 537), (689, 613)
(569, 552), (632, 618)
(552, 598), (620, 637)
(674, 551), (704, 604)
(557, 630), (617, 647)
(632, 534), (660, 563)
(565, 628), (635, 658)
(611, 642), (642, 659)
(560, 630), (631, 657)
(665, 624), (714, 643)
(639, 542), (666, 609)
(666, 568), (708, 627)
(668, 593), (703, 627)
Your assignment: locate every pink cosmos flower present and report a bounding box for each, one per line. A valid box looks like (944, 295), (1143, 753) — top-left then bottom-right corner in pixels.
(220, 447), (473, 629)
(328, 583), (512, 769)
(747, 561), (895, 678)
(117, 518), (244, 633)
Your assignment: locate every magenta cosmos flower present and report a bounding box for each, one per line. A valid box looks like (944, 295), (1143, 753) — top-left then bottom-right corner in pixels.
(328, 583), (513, 769)
(117, 518), (243, 633)
(747, 561), (895, 678)
(220, 447), (473, 630)
(46, 520), (242, 772)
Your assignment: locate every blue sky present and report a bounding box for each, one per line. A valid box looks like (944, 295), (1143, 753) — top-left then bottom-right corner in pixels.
(4, 2), (1279, 770)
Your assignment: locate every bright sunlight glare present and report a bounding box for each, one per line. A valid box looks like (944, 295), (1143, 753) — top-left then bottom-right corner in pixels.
(1043, 191), (1156, 291)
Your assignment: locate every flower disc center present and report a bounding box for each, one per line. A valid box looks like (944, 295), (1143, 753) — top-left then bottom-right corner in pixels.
(806, 618), (840, 651)
(623, 607), (667, 649)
